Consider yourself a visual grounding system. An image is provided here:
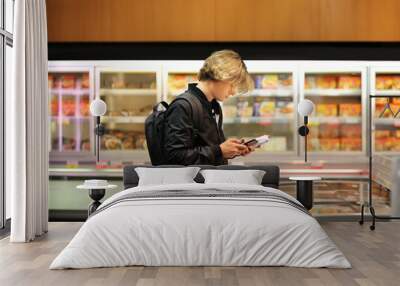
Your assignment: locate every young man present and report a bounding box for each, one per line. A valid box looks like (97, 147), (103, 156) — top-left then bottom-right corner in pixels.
(163, 50), (255, 165)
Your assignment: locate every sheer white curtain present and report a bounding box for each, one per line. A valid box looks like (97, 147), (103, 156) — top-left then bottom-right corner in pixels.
(9, 0), (49, 242)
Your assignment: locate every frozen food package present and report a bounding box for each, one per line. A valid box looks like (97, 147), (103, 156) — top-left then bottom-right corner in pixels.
(375, 130), (391, 139)
(61, 75), (76, 89)
(319, 138), (340, 151)
(340, 138), (362, 151)
(261, 74), (279, 89)
(339, 124), (361, 138)
(337, 76), (361, 89)
(316, 75), (337, 89)
(393, 76), (400, 89)
(316, 104), (338, 116)
(319, 123), (340, 139)
(278, 74), (292, 88)
(259, 101), (275, 117)
(81, 74), (89, 89)
(305, 75), (317, 89)
(339, 103), (361, 116)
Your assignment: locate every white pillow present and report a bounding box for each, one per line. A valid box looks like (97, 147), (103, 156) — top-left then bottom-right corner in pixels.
(135, 167), (200, 186)
(200, 169), (266, 185)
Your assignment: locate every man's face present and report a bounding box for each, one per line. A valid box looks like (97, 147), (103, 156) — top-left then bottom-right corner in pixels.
(212, 80), (234, 101)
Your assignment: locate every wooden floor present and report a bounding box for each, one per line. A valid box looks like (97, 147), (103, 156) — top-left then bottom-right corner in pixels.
(0, 221), (399, 286)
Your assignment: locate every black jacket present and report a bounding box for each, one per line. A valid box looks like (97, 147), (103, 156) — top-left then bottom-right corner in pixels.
(163, 83), (227, 165)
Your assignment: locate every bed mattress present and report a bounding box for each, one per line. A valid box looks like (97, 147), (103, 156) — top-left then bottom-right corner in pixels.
(50, 183), (351, 269)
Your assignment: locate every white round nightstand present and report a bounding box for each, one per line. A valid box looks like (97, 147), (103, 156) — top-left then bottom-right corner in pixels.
(289, 176), (321, 210)
(77, 181), (117, 216)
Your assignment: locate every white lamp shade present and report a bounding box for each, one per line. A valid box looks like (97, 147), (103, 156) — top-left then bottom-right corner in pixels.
(90, 99), (107, 116)
(297, 99), (315, 116)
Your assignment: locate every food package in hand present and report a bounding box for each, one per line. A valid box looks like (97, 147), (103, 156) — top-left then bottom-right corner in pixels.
(261, 74), (279, 89)
(340, 138), (362, 151)
(316, 104), (337, 116)
(61, 75), (76, 89)
(316, 75), (337, 89)
(339, 104), (361, 116)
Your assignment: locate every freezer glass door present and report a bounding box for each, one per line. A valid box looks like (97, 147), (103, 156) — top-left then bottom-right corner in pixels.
(99, 71), (157, 152)
(48, 72), (91, 153)
(223, 72), (295, 153)
(373, 72), (400, 152)
(304, 73), (363, 153)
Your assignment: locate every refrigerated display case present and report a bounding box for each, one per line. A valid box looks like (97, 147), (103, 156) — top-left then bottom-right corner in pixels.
(163, 61), (202, 103)
(96, 63), (162, 162)
(224, 62), (298, 157)
(370, 65), (400, 153)
(300, 63), (367, 158)
(48, 65), (95, 162)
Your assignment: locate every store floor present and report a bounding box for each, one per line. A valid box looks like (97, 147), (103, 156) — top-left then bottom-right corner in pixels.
(1, 221), (399, 286)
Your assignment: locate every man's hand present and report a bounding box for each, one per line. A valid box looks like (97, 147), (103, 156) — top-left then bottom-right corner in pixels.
(220, 138), (250, 159)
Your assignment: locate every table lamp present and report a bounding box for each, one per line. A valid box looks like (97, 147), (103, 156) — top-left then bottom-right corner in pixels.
(90, 98), (107, 163)
(297, 99), (315, 163)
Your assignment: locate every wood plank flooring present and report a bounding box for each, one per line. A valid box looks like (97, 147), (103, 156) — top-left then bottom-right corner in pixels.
(0, 221), (399, 286)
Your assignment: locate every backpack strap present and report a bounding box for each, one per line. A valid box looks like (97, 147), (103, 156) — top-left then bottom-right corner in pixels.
(174, 93), (202, 139)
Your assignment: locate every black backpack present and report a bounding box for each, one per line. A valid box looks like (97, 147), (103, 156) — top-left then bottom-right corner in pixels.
(145, 93), (203, 165)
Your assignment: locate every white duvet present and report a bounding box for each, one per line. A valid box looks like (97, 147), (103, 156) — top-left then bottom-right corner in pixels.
(50, 183), (351, 269)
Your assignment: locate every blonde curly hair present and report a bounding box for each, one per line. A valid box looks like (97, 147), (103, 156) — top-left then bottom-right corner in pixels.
(198, 50), (254, 94)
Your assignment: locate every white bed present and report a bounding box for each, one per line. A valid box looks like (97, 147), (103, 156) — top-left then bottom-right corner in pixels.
(50, 183), (351, 269)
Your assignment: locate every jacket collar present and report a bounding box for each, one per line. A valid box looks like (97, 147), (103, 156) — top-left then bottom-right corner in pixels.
(188, 83), (219, 111)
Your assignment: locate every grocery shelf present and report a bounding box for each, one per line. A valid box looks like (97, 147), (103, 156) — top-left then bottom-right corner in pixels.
(51, 116), (91, 120)
(224, 117), (292, 124)
(304, 89), (361, 96)
(99, 88), (157, 96)
(247, 89), (293, 97)
(50, 88), (90, 95)
(310, 116), (362, 124)
(102, 116), (148, 124)
(374, 90), (400, 96)
(374, 118), (400, 126)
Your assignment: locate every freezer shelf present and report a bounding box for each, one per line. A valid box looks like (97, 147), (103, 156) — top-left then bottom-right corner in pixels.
(304, 73), (363, 152)
(98, 71), (157, 152)
(223, 72), (295, 153)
